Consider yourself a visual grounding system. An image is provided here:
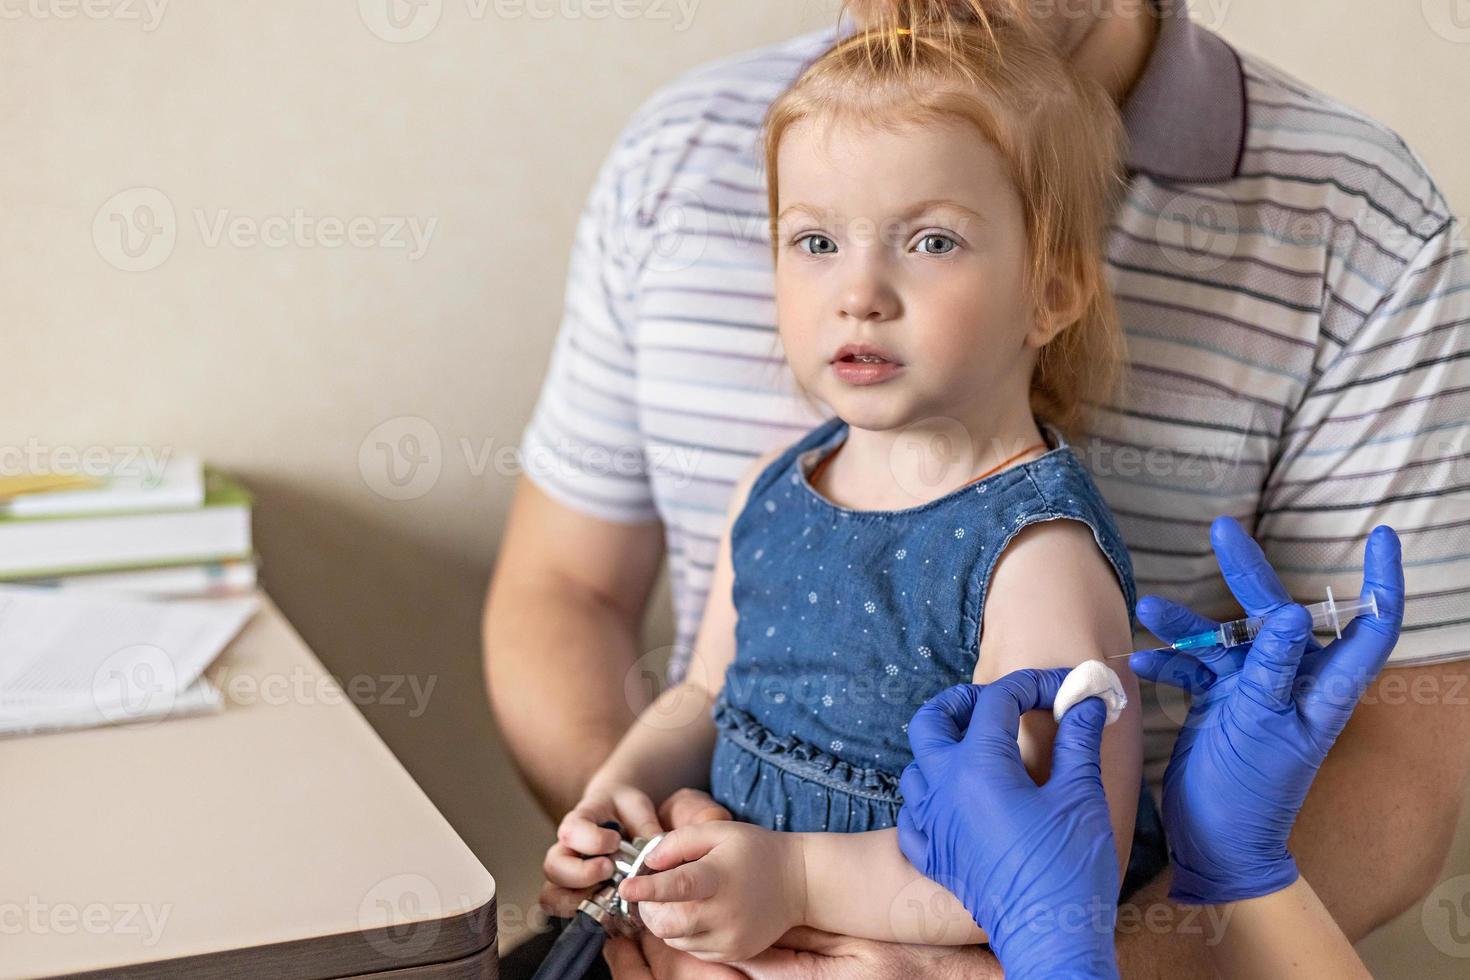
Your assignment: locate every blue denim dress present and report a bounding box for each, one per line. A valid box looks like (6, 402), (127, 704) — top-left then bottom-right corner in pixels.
(709, 415), (1168, 897)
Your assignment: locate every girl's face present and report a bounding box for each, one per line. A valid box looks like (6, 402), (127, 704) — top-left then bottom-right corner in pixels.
(773, 113), (1049, 433)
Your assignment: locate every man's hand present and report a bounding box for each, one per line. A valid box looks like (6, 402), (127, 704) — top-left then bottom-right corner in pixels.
(605, 931), (747, 980)
(737, 926), (1002, 980)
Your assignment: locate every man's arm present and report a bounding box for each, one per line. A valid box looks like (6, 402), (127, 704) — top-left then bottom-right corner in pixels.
(574, 448), (775, 812)
(485, 58), (680, 820)
(1115, 658), (1470, 977)
(483, 475), (665, 819)
(1285, 659), (1470, 936)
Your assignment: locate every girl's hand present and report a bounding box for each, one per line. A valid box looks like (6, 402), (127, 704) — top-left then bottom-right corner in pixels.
(615, 822), (807, 963)
(539, 780), (665, 917)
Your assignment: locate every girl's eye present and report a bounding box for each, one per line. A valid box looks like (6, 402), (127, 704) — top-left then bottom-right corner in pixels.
(797, 233), (837, 255)
(914, 233), (958, 255)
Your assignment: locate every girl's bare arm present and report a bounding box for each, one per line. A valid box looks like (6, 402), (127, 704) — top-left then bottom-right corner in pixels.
(972, 518), (1143, 881)
(797, 828), (987, 944)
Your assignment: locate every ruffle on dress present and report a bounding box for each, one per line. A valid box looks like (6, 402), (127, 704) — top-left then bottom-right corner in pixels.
(710, 696), (903, 834)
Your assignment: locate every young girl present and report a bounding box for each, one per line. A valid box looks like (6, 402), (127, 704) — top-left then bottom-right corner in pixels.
(543, 2), (1160, 960)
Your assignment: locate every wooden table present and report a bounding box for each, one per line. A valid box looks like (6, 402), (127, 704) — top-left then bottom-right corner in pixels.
(1, 595), (497, 979)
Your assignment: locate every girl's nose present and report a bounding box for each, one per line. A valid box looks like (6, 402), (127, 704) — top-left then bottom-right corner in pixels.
(838, 273), (899, 322)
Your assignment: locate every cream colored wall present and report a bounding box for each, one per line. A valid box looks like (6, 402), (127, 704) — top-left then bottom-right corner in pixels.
(1, 0), (1465, 971)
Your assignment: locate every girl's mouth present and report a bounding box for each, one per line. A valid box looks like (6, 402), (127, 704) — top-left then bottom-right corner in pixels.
(830, 342), (902, 365)
(831, 353), (903, 386)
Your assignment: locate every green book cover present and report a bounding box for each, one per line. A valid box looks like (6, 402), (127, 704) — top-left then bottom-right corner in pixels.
(0, 469), (254, 580)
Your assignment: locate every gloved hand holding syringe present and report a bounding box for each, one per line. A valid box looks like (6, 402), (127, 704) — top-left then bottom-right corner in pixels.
(897, 518), (1403, 980)
(1107, 584), (1380, 659)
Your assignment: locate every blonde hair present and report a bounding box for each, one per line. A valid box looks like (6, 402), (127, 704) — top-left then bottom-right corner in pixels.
(764, 0), (1127, 441)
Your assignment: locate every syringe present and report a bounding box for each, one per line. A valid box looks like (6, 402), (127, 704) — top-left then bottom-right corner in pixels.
(1175, 586), (1379, 651)
(1109, 587), (1381, 659)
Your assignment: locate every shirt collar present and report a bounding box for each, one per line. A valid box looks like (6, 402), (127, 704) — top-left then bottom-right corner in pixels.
(1122, 0), (1246, 182)
(828, 0), (1246, 183)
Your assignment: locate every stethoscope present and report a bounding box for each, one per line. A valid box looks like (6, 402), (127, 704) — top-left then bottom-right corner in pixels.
(531, 823), (665, 980)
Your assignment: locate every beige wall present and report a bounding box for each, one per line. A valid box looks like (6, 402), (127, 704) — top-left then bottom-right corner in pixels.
(2, 0), (1466, 971)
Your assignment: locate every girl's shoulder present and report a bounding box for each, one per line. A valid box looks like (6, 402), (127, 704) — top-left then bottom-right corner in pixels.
(723, 416), (843, 536)
(1027, 443), (1114, 517)
(741, 415), (846, 505)
(987, 435), (1138, 621)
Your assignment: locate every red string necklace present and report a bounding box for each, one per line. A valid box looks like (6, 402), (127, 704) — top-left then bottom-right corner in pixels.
(808, 437), (1047, 491)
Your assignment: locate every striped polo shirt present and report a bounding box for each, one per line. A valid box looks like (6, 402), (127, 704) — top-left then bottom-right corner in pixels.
(519, 2), (1470, 780)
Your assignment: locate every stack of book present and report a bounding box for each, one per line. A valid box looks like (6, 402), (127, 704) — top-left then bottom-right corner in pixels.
(0, 455), (255, 598)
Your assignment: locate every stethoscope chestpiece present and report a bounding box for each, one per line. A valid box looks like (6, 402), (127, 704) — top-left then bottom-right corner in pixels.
(574, 827), (665, 937)
(611, 833), (664, 930)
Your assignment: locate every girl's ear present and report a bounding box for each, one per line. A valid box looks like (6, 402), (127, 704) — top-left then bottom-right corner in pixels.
(1027, 265), (1090, 348)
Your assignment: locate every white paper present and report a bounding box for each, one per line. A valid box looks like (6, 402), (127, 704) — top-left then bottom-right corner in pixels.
(0, 587), (256, 734)
(0, 675), (224, 737)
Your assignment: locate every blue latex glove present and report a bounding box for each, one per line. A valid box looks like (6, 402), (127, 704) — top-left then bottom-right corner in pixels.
(898, 668), (1120, 980)
(1131, 517), (1404, 906)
